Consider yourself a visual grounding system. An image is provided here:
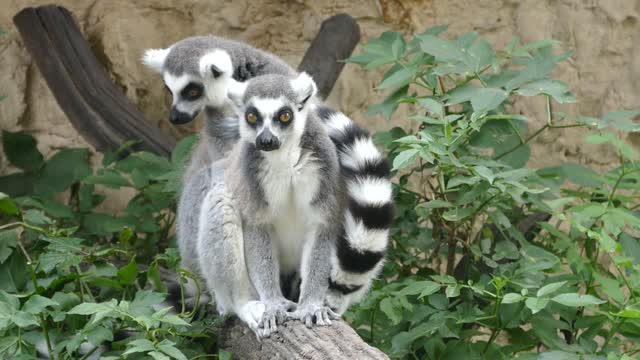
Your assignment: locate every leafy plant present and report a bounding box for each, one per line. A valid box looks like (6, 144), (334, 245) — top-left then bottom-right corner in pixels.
(0, 132), (232, 359)
(345, 26), (640, 359)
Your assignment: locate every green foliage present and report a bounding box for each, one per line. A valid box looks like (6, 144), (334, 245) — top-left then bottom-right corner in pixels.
(0, 133), (233, 359)
(345, 27), (640, 359)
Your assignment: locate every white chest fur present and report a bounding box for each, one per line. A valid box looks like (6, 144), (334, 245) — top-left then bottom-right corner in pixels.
(259, 145), (322, 272)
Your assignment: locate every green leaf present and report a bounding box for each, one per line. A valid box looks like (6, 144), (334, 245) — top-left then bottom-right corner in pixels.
(117, 258), (139, 286)
(502, 293), (525, 304)
(367, 85), (408, 120)
(123, 338), (156, 355)
(525, 297), (549, 314)
(23, 295), (59, 315)
(518, 243), (560, 273)
(392, 149), (419, 171)
(23, 209), (52, 226)
(0, 229), (19, 264)
(445, 284), (461, 298)
(593, 273), (625, 304)
(600, 109), (640, 131)
(516, 80), (576, 103)
(586, 132), (638, 160)
(378, 67), (413, 89)
(218, 350), (233, 360)
(419, 200), (452, 210)
(83, 169), (131, 188)
(419, 282), (442, 298)
(35, 149), (91, 195)
(551, 293), (606, 307)
(11, 311), (39, 328)
(560, 162), (603, 187)
(612, 305), (640, 319)
(1, 131), (44, 172)
(68, 302), (113, 316)
(171, 135), (197, 166)
(416, 98), (444, 119)
(536, 281), (567, 297)
(466, 39), (495, 72)
(474, 165), (496, 184)
(470, 88), (508, 112)
(0, 251), (28, 292)
(621, 232), (640, 265)
(157, 314), (190, 327)
(157, 340), (188, 360)
(150, 351), (171, 360)
(0, 290), (19, 310)
(0, 336), (18, 356)
(131, 290), (166, 317)
(380, 297), (403, 325)
(0, 193), (19, 216)
(442, 207), (474, 222)
(391, 316), (445, 355)
(420, 35), (468, 64)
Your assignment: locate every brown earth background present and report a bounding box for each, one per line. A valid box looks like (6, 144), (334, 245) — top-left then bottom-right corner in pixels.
(1, 0), (639, 211)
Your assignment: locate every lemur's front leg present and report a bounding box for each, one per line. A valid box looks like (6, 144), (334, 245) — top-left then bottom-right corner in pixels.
(244, 224), (296, 337)
(289, 226), (341, 327)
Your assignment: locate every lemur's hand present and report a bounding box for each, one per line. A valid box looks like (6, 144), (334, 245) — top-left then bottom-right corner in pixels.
(287, 301), (340, 328)
(256, 298), (297, 338)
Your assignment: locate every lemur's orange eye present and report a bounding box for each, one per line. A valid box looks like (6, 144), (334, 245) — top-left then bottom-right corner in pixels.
(246, 112), (258, 124)
(279, 111), (292, 123)
(188, 89), (200, 98)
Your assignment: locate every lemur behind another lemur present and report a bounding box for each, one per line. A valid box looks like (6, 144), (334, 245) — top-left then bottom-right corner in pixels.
(142, 36), (393, 318)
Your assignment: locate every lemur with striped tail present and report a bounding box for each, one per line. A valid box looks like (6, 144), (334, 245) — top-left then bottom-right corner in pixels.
(142, 36), (393, 334)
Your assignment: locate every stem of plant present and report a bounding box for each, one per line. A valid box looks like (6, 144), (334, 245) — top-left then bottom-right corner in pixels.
(602, 318), (626, 350)
(370, 298), (380, 343)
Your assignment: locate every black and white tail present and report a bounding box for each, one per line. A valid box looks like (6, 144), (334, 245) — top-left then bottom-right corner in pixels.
(316, 106), (394, 313)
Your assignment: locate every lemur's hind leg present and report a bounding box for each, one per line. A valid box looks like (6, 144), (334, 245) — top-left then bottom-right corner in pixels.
(176, 166), (213, 310)
(195, 170), (262, 333)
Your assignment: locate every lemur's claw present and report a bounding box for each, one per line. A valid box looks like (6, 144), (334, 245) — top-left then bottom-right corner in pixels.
(288, 302), (340, 327)
(253, 298), (295, 337)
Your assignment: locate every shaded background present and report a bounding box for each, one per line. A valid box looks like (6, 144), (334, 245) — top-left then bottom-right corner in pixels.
(1, 0), (639, 209)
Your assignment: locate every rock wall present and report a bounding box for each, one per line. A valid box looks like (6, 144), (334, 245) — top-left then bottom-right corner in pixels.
(1, 0), (639, 209)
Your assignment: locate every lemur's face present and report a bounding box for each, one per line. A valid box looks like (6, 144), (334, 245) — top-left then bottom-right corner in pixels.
(163, 73), (206, 124)
(142, 47), (233, 125)
(241, 97), (299, 152)
(228, 73), (317, 152)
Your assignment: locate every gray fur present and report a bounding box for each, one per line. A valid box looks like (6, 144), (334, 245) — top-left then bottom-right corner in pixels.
(223, 73), (341, 334)
(164, 35), (294, 79)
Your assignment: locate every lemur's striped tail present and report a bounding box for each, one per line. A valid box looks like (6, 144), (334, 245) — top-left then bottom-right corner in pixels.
(317, 106), (394, 313)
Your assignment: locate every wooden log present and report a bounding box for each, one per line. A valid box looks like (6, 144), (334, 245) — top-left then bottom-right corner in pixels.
(220, 318), (388, 360)
(298, 14), (361, 100)
(13, 5), (176, 157)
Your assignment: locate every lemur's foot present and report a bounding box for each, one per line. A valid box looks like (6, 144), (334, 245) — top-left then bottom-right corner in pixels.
(287, 302), (340, 328)
(237, 301), (266, 338)
(254, 298), (296, 338)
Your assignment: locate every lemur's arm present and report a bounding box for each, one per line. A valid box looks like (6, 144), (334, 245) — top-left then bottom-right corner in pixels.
(294, 225), (340, 327)
(243, 223), (295, 337)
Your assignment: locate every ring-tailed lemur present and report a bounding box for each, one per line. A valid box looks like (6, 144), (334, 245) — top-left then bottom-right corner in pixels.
(224, 72), (342, 335)
(142, 36), (393, 319)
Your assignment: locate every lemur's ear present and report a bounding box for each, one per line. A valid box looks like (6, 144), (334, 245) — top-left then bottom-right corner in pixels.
(142, 48), (170, 73)
(290, 72), (317, 110)
(199, 49), (233, 80)
(227, 80), (248, 108)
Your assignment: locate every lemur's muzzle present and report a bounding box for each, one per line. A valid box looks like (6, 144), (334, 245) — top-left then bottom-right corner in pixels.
(256, 129), (280, 152)
(170, 107), (197, 125)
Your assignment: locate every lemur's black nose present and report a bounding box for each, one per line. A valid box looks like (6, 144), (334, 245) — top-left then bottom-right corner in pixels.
(256, 130), (280, 151)
(170, 107), (196, 125)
